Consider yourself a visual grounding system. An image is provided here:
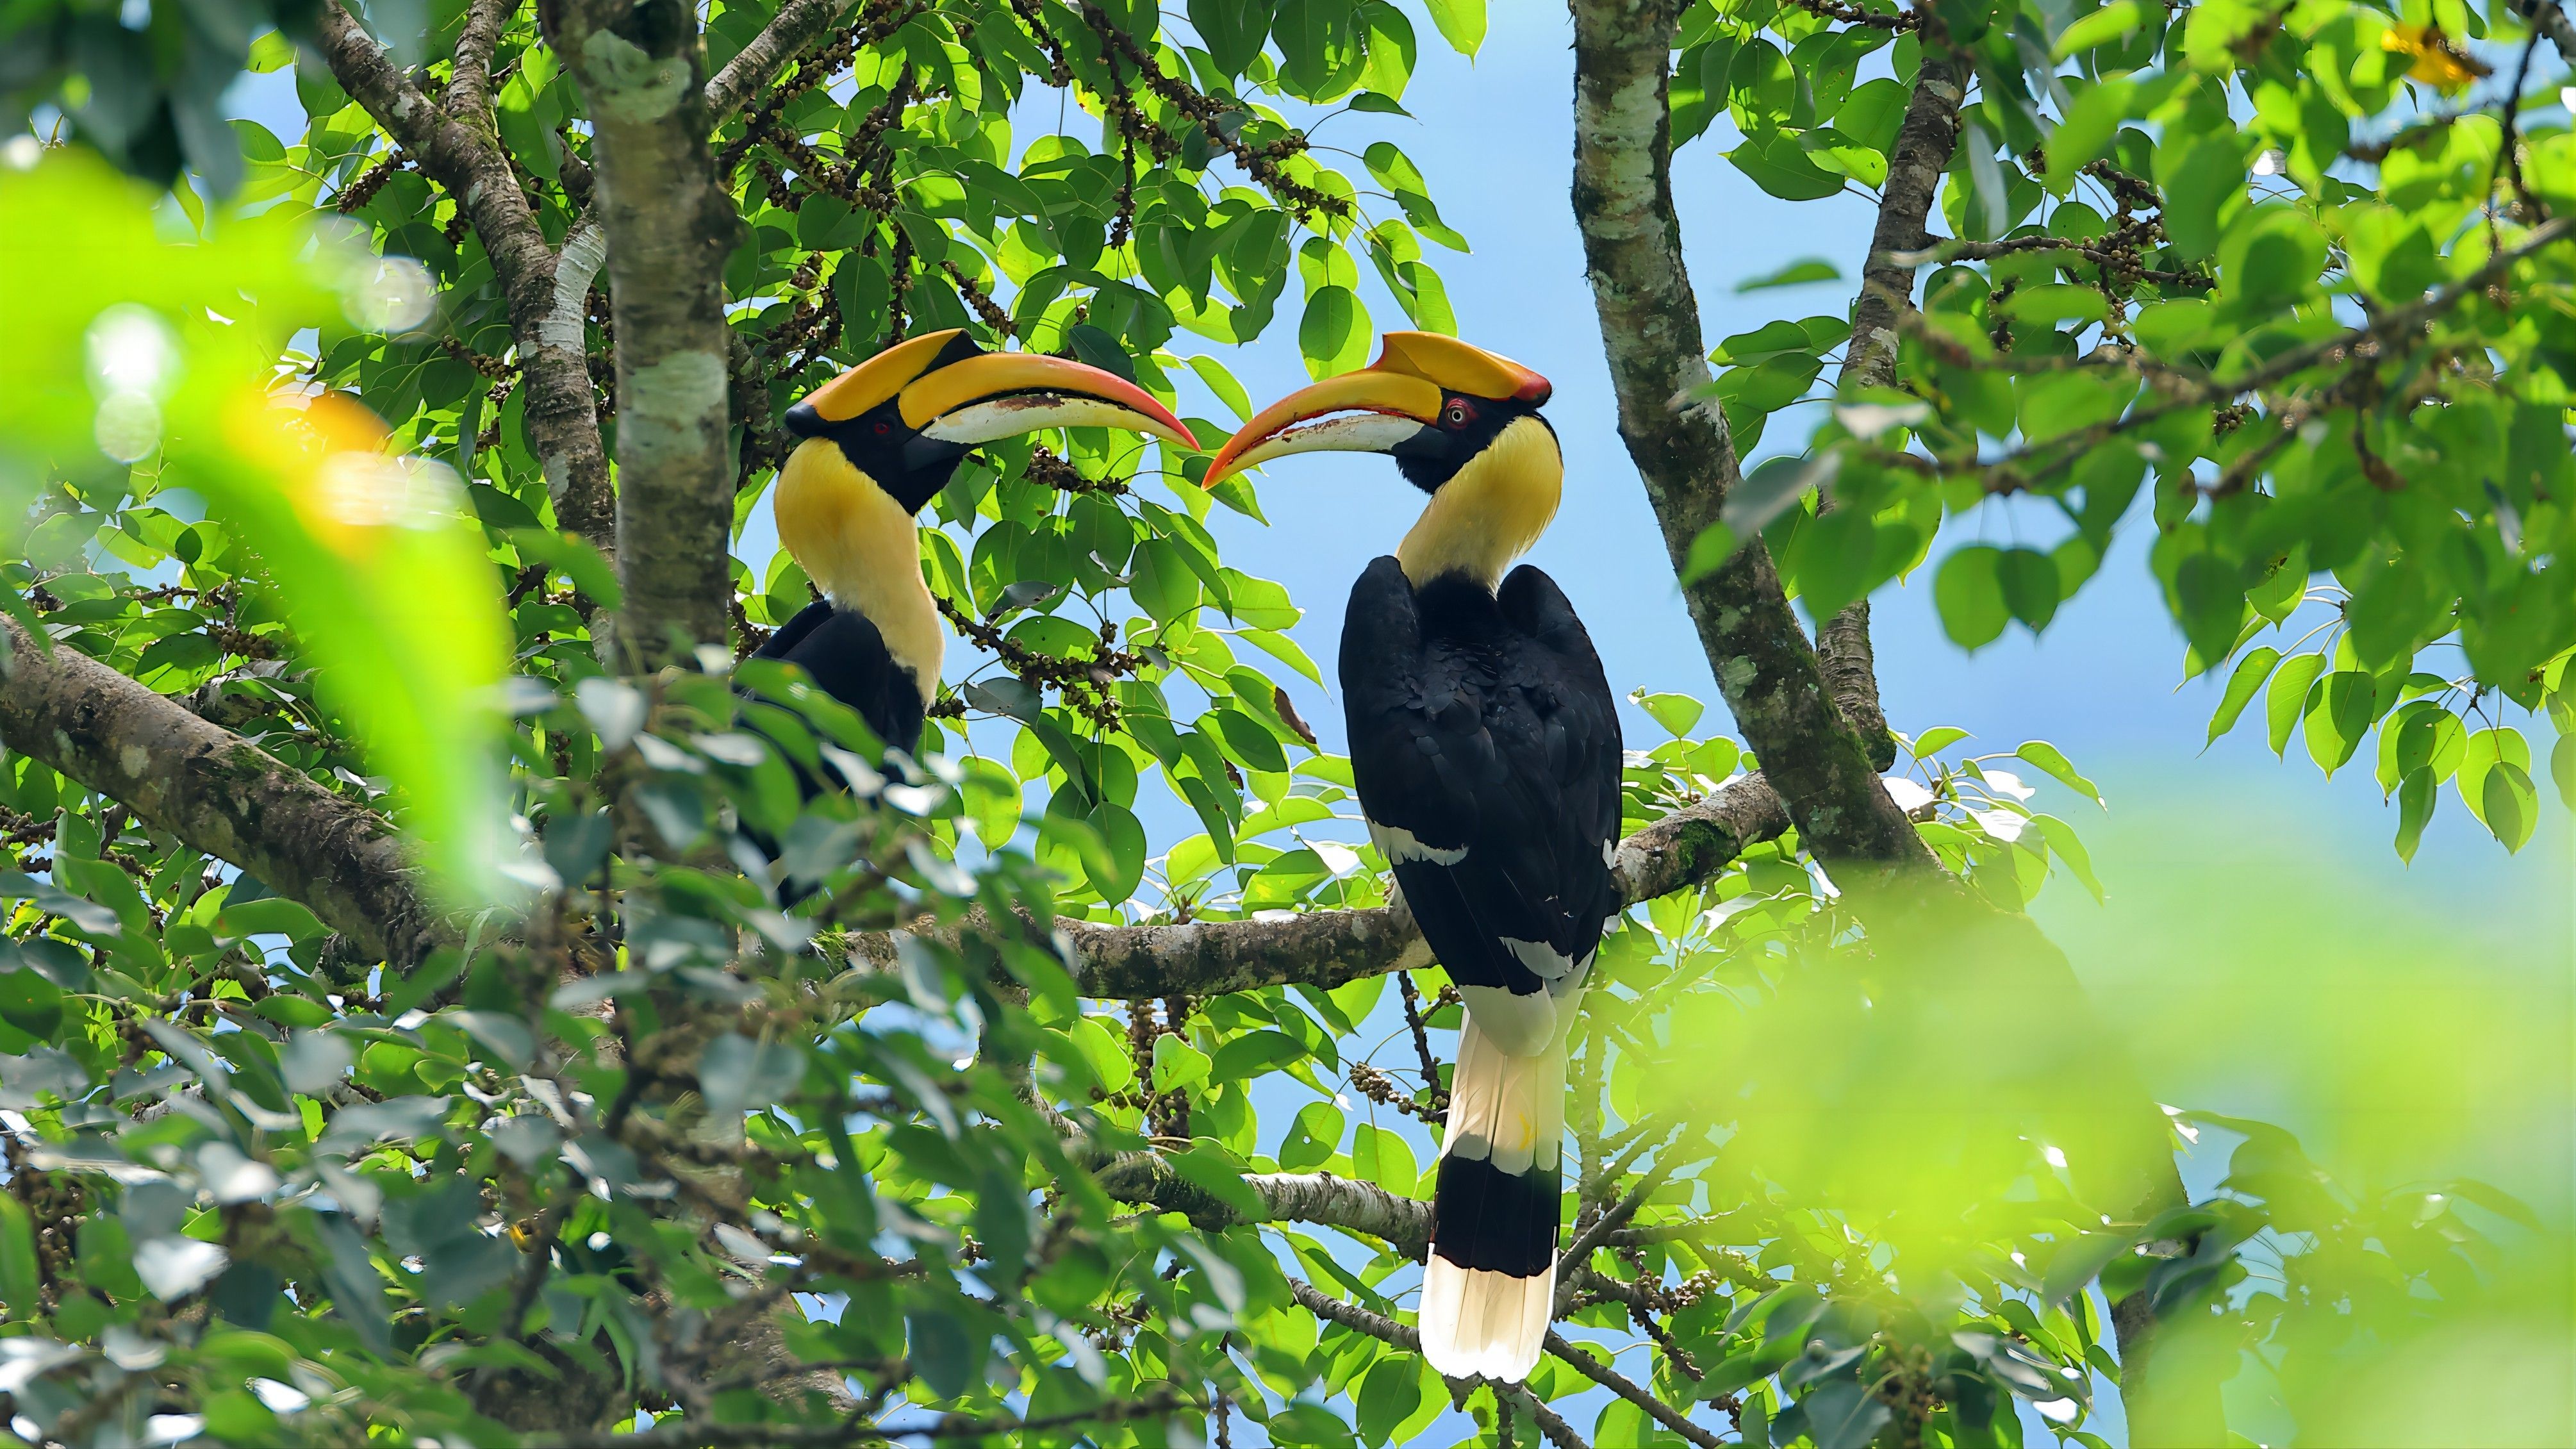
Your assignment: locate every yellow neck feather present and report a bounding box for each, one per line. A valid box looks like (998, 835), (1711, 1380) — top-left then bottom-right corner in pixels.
(773, 439), (942, 702)
(1396, 415), (1564, 590)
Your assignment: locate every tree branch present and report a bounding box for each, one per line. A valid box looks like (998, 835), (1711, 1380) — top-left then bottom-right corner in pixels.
(1567, 0), (1929, 881)
(1839, 49), (1965, 395)
(523, 1387), (1181, 1448)
(1948, 215), (2573, 497)
(1097, 1151), (1431, 1253)
(0, 622), (442, 968)
(546, 0), (742, 668)
(1544, 1332), (1724, 1449)
(2509, 0), (2576, 67)
(1282, 1279), (1596, 1448)
(314, 0), (615, 551)
(1565, 14), (2235, 1442)
(1812, 44), (1967, 772)
(445, 0), (517, 120)
(703, 0), (857, 123)
(958, 775), (1789, 999)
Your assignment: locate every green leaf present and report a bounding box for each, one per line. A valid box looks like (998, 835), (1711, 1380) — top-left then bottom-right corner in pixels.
(2015, 741), (2103, 807)
(1936, 545), (2010, 650)
(1422, 0), (1485, 54)
(2158, 131), (2250, 260)
(2265, 652), (2327, 757)
(1913, 727), (1971, 757)
(2053, 0), (2145, 57)
(2031, 814), (2106, 902)
(1632, 690), (1706, 738)
(508, 527), (623, 611)
(2302, 670), (2375, 775)
(1997, 546), (2060, 632)
(634, 778), (706, 851)
(1153, 1033), (1212, 1093)
(1736, 258), (1844, 292)
(2482, 762), (2538, 852)
(2457, 727), (2531, 827)
(1187, 353), (1255, 423)
(1083, 799), (1148, 904)
(1170, 1145), (1269, 1220)
(1358, 1352), (1428, 1446)
(216, 897), (325, 943)
(907, 1307), (986, 1399)
(1241, 627), (1323, 684)
(2395, 765), (2436, 863)
(2207, 647), (2279, 745)
(1298, 283), (1369, 377)
(1802, 1381), (1894, 1449)
(0, 1194), (38, 1320)
(1837, 77), (1911, 156)
(2379, 700), (2465, 792)
(1728, 131), (1847, 201)
(1191, 0), (1272, 74)
(199, 1391), (276, 1445)
(2553, 732), (2574, 811)
(1214, 707), (1291, 774)
(1066, 323), (1137, 381)
(2005, 283), (2110, 327)
(1350, 1121), (1417, 1191)
(0, 971), (62, 1040)
(1279, 1100), (1344, 1171)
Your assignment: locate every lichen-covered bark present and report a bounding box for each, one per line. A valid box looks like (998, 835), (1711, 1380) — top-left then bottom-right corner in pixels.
(1567, 0), (1928, 881)
(1096, 1152), (1432, 1252)
(2510, 0), (2576, 67)
(1813, 50), (1967, 774)
(0, 622), (443, 968)
(880, 777), (1790, 999)
(1838, 51), (1966, 394)
(315, 0), (616, 553)
(1565, 12), (2224, 1439)
(702, 0), (857, 122)
(545, 0), (741, 668)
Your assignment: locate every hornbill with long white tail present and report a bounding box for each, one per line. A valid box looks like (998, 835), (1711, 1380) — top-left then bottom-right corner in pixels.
(757, 329), (1196, 756)
(1205, 334), (1620, 1382)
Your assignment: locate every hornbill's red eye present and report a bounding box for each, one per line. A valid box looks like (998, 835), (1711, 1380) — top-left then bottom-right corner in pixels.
(872, 420), (893, 435)
(1444, 401), (1469, 426)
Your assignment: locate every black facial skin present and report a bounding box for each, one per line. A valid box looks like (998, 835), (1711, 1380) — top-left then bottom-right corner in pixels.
(1391, 391), (1553, 494)
(781, 329), (986, 515)
(781, 395), (968, 515)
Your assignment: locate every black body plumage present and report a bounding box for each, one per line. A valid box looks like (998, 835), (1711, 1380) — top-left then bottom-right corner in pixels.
(750, 598), (927, 761)
(1342, 560), (1622, 998)
(1339, 557), (1622, 1276)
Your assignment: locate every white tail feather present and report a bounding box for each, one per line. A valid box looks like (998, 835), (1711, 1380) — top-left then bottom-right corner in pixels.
(1421, 1255), (1551, 1381)
(1420, 1013), (1567, 1383)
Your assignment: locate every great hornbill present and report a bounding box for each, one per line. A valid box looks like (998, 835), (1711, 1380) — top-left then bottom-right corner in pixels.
(1205, 334), (1621, 1382)
(757, 329), (1196, 756)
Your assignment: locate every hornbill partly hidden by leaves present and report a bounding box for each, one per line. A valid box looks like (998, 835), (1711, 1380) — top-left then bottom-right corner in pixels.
(757, 329), (1196, 756)
(1205, 334), (1621, 1382)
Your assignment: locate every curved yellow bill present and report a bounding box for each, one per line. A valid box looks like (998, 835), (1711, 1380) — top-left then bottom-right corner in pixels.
(793, 329), (1197, 450)
(899, 352), (1196, 448)
(800, 330), (973, 424)
(1203, 371), (1444, 487)
(1375, 331), (1551, 406)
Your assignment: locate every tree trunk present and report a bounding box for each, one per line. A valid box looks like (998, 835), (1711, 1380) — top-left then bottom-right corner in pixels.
(1562, 6), (2229, 1440)
(546, 0), (743, 669)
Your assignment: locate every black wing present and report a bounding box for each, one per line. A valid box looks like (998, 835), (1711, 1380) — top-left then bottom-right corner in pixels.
(751, 599), (926, 759)
(1340, 558), (1622, 1004)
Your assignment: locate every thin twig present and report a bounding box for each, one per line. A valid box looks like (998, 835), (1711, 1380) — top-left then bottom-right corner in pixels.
(1544, 1333), (1727, 1449)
